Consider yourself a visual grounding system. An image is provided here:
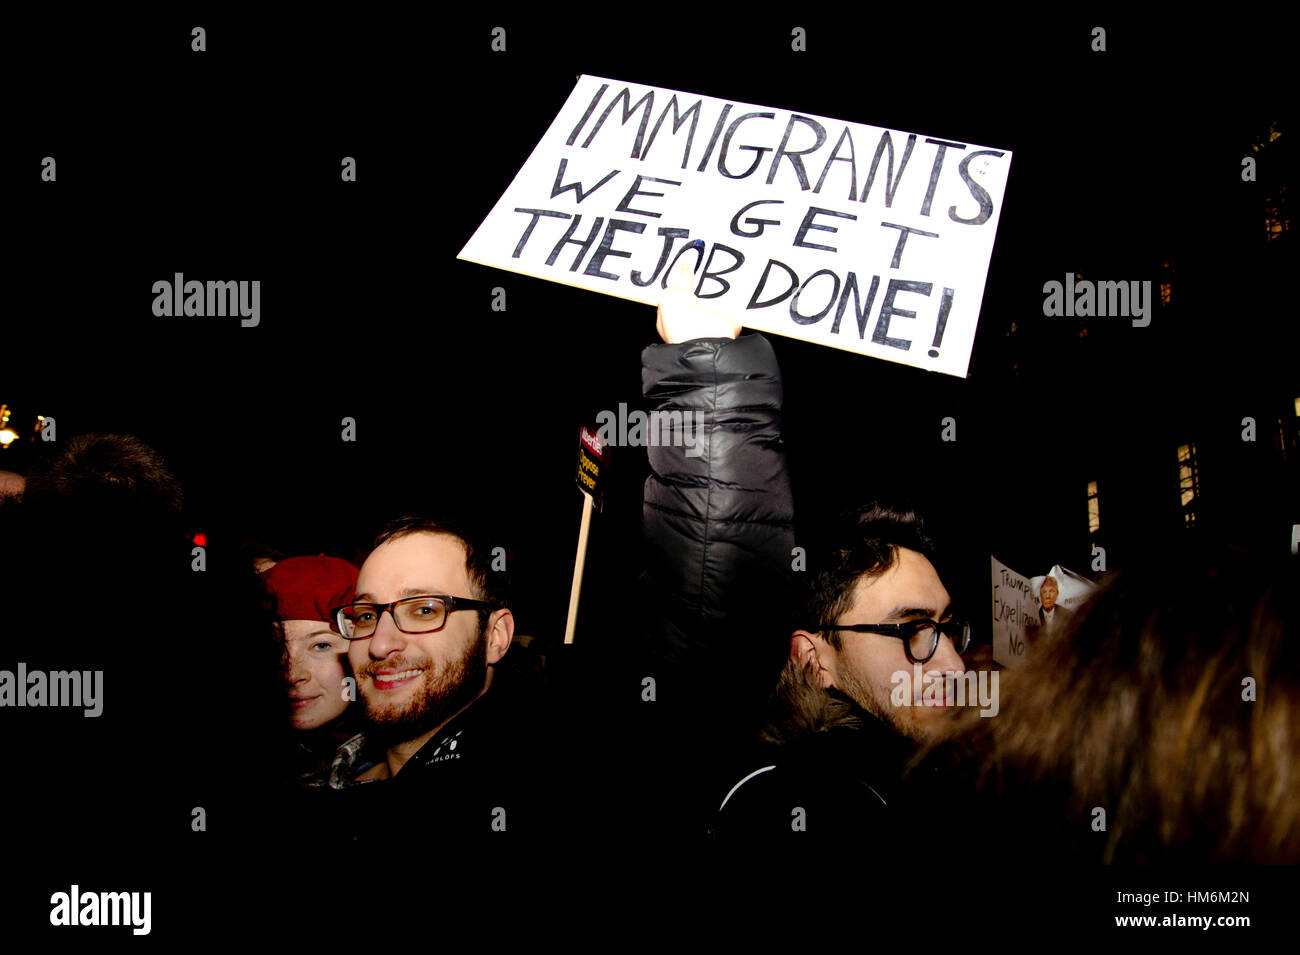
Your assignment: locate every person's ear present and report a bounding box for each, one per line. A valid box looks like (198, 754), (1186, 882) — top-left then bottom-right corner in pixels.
(790, 630), (836, 689)
(485, 608), (515, 665)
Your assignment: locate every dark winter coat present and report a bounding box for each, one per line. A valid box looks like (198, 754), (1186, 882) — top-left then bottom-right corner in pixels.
(712, 659), (932, 847)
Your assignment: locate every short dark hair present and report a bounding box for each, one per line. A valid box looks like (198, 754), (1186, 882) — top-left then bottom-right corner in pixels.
(803, 503), (939, 650)
(371, 515), (509, 630)
(24, 433), (183, 514)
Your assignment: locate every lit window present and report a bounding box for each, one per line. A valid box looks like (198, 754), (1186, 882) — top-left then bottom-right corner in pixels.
(1087, 480), (1100, 533)
(1159, 260), (1174, 307)
(1264, 184), (1289, 241)
(1177, 443), (1199, 528)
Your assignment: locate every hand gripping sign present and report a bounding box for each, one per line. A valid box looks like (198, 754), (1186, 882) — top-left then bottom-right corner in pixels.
(460, 75), (1012, 378)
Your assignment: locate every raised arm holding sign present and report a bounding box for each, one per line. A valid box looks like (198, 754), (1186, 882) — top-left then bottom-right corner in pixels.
(564, 256), (740, 645)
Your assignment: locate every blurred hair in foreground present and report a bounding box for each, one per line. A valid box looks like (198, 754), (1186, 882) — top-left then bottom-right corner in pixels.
(916, 543), (1300, 864)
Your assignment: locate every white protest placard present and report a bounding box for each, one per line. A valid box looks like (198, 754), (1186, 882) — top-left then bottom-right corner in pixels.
(991, 555), (1037, 668)
(459, 75), (1012, 377)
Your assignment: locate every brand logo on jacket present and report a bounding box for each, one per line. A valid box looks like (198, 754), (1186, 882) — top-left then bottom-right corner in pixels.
(427, 728), (465, 764)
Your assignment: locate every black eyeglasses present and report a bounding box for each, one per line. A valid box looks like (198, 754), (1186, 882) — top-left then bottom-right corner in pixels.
(819, 618), (971, 664)
(331, 595), (495, 640)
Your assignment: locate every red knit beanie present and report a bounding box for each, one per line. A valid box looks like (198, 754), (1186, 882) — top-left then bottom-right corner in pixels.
(262, 555), (359, 623)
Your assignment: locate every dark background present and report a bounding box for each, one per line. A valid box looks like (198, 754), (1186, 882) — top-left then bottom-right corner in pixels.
(3, 9), (1296, 938)
(7, 13), (1294, 639)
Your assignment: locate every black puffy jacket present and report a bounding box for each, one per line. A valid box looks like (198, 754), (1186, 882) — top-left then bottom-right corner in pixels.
(639, 333), (797, 678)
(623, 333), (799, 836)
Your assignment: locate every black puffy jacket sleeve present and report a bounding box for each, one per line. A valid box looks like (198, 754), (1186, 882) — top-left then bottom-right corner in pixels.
(639, 333), (797, 673)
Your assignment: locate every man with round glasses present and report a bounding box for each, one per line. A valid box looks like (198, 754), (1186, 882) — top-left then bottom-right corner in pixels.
(714, 503), (969, 841)
(794, 532), (969, 740)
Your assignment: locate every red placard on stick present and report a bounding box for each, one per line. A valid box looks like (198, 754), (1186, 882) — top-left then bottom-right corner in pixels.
(565, 425), (608, 644)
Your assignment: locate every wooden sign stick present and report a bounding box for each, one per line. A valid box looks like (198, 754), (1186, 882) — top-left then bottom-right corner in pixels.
(563, 491), (595, 645)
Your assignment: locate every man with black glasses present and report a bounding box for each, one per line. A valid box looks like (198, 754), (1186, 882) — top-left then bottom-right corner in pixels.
(311, 259), (798, 845)
(713, 503), (970, 841)
(331, 519), (515, 784)
(310, 514), (572, 843)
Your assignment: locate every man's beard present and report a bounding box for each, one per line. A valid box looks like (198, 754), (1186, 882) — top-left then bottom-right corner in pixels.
(357, 629), (488, 743)
(836, 662), (946, 743)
